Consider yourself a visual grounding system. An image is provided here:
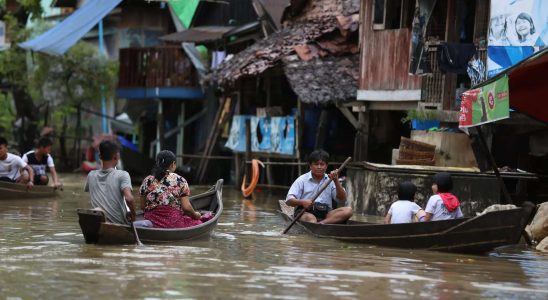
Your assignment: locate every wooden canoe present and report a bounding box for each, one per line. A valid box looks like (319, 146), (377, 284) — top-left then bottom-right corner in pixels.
(0, 180), (60, 199)
(279, 200), (534, 254)
(77, 179), (224, 244)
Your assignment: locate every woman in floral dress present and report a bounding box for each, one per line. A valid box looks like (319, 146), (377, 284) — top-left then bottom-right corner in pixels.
(139, 150), (203, 228)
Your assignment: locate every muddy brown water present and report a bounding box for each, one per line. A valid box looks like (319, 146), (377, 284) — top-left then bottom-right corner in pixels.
(0, 174), (547, 299)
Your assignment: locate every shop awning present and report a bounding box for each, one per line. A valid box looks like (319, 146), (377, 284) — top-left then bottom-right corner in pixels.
(159, 26), (234, 44)
(19, 0), (122, 55)
(504, 48), (548, 123)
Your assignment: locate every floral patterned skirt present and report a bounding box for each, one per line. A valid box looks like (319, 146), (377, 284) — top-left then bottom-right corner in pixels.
(144, 205), (203, 228)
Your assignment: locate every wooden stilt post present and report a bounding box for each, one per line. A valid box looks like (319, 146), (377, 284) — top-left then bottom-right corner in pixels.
(296, 99), (303, 176)
(476, 126), (513, 204)
(244, 118), (252, 199)
(314, 109), (328, 150)
(354, 109), (370, 162)
(155, 99), (165, 156)
(176, 103), (185, 166)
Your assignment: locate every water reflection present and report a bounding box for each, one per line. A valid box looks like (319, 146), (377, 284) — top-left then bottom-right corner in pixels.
(0, 174), (547, 299)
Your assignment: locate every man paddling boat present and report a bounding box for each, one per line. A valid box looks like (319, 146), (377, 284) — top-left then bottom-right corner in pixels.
(285, 149), (353, 224)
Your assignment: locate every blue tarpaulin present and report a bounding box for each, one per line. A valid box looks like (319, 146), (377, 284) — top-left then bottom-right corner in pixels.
(19, 0), (123, 55)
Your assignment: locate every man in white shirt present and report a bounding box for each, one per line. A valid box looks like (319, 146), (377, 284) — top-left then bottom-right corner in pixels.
(285, 149), (352, 224)
(0, 137), (34, 189)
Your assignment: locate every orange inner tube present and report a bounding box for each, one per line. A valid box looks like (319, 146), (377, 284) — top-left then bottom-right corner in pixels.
(241, 159), (264, 197)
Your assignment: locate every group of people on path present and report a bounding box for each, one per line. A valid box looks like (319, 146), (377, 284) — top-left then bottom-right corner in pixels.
(0, 136), (62, 189)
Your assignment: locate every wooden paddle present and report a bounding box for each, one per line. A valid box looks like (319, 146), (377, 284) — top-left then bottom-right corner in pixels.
(282, 156), (352, 234)
(124, 197), (143, 246)
(131, 221), (144, 246)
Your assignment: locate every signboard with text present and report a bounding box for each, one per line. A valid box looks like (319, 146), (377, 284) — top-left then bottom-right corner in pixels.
(459, 75), (510, 128)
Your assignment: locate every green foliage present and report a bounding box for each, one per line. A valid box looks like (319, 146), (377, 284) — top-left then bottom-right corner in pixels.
(401, 109), (439, 124)
(29, 41), (119, 108)
(17, 0), (43, 18)
(0, 93), (16, 135)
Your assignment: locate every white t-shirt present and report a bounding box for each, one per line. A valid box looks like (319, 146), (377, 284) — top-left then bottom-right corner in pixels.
(425, 194), (464, 221)
(0, 153), (27, 180)
(387, 200), (422, 224)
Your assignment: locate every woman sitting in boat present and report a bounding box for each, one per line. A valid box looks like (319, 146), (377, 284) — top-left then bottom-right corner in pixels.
(424, 172), (463, 221)
(385, 181), (425, 224)
(139, 150), (206, 228)
(285, 149), (353, 224)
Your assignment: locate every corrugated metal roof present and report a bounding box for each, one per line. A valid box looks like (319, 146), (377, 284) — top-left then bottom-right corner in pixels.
(258, 0), (290, 28)
(159, 26), (235, 44)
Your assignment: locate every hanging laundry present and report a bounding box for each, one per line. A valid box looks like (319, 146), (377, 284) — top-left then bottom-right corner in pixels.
(211, 50), (226, 69)
(438, 43), (476, 74)
(467, 58), (486, 86)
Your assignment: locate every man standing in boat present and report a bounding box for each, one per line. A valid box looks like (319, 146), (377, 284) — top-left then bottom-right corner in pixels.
(84, 141), (136, 224)
(0, 136), (35, 189)
(285, 149), (353, 224)
(21, 137), (62, 189)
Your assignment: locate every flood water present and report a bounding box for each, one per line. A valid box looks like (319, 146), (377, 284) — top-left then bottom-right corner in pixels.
(1, 174), (547, 299)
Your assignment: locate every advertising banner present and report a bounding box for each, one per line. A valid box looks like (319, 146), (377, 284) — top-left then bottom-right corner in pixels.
(487, 0), (547, 77)
(459, 75), (509, 128)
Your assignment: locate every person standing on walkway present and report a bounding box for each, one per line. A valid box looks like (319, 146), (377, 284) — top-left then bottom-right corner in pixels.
(84, 141), (136, 224)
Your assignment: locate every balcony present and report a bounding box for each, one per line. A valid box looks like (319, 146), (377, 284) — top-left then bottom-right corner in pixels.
(421, 42), (487, 110)
(117, 46), (202, 99)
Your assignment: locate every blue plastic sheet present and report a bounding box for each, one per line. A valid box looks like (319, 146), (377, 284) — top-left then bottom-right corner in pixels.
(19, 0), (123, 55)
(225, 115), (295, 155)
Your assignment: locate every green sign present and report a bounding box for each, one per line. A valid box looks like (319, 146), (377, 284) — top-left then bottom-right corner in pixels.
(459, 75), (510, 128)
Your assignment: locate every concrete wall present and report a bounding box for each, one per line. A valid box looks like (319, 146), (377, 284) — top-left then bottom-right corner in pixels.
(346, 164), (501, 217)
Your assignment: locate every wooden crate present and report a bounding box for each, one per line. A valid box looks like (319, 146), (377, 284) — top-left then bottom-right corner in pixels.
(396, 158), (436, 166)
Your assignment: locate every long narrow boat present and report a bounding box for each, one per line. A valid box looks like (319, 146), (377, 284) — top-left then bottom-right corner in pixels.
(0, 180), (60, 199)
(279, 200), (534, 254)
(77, 179), (223, 244)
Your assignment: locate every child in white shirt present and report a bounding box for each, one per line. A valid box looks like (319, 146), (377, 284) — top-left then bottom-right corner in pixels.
(385, 181), (424, 224)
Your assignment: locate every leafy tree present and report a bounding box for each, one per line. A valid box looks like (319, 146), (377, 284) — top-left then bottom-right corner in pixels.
(29, 41), (118, 169)
(0, 0), (42, 150)
(1, 1), (118, 168)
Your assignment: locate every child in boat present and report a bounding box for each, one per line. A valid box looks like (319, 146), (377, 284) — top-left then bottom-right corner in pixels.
(385, 181), (424, 224)
(424, 172), (463, 221)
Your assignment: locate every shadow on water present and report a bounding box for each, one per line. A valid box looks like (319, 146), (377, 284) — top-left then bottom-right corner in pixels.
(0, 174), (547, 299)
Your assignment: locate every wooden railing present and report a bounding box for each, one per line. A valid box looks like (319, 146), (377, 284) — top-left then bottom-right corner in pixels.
(421, 43), (487, 109)
(118, 46), (197, 88)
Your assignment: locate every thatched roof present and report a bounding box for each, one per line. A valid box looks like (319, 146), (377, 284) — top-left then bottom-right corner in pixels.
(211, 19), (338, 87)
(209, 0), (361, 105)
(283, 54), (359, 104)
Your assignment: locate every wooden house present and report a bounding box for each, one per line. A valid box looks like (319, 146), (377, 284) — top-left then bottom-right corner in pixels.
(207, 0), (362, 186)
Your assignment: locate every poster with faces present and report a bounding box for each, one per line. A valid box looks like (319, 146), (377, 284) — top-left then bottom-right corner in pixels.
(488, 0), (547, 47)
(487, 0), (547, 77)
